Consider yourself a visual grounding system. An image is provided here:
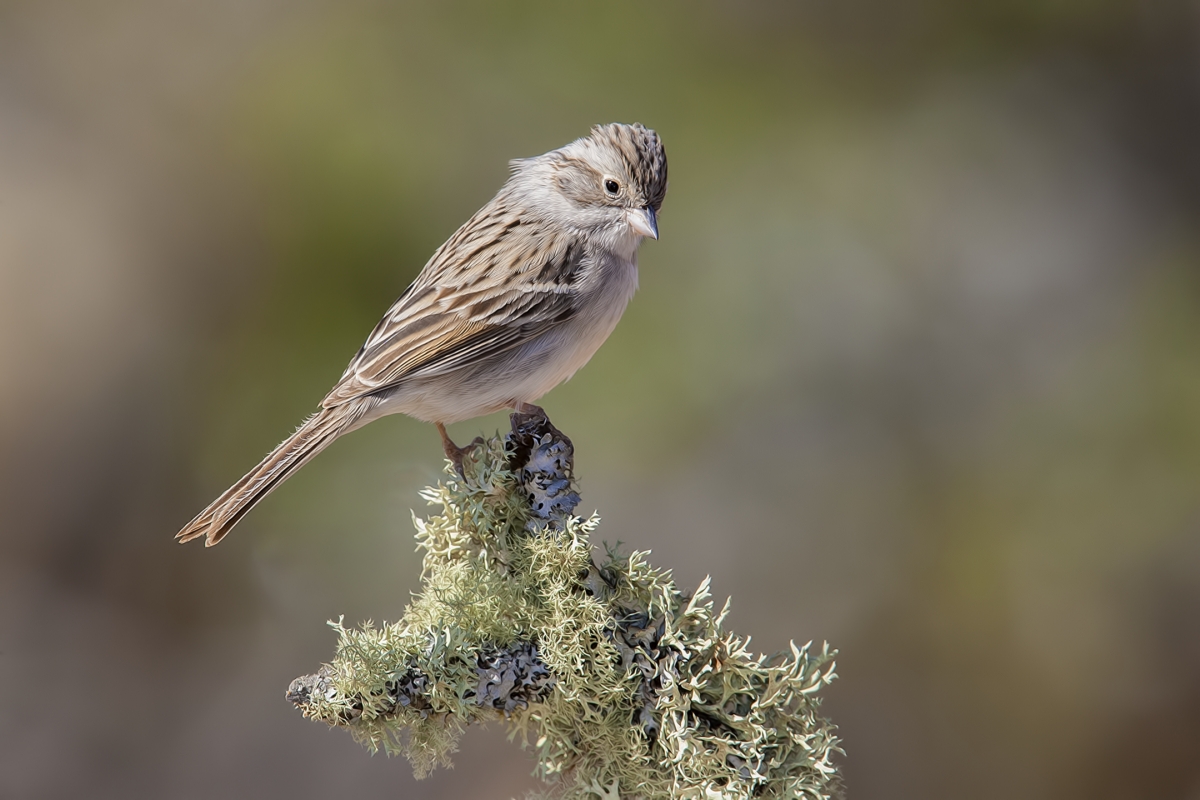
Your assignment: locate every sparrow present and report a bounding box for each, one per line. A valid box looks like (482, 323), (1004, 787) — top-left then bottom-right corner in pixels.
(176, 122), (667, 545)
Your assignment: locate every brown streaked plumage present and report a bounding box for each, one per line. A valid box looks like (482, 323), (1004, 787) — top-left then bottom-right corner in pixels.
(177, 123), (667, 546)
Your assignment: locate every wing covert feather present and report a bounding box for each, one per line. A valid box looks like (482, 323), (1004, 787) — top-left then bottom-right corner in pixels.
(322, 204), (586, 408)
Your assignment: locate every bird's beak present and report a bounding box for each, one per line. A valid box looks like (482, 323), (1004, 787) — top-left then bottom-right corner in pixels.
(627, 206), (659, 240)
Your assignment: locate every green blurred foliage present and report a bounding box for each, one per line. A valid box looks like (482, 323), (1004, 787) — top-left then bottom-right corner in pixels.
(3, 1), (1200, 798)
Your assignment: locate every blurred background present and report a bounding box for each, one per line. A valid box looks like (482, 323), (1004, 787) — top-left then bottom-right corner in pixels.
(3, 1), (1200, 797)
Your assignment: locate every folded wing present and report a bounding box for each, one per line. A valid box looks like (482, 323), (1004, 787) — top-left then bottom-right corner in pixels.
(323, 206), (586, 408)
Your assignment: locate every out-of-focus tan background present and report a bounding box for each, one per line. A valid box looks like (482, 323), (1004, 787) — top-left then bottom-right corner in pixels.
(3, 1), (1200, 797)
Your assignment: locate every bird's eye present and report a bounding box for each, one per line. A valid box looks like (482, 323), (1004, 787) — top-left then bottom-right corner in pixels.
(604, 178), (620, 195)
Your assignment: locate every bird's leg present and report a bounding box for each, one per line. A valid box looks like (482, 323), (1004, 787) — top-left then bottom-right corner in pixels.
(435, 422), (484, 477)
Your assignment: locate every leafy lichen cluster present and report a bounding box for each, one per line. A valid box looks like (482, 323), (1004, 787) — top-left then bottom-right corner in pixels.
(289, 431), (841, 799)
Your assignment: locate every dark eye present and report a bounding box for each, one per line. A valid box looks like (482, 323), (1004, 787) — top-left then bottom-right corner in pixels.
(604, 178), (620, 195)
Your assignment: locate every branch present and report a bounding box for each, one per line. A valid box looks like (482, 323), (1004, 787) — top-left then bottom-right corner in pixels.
(287, 409), (842, 799)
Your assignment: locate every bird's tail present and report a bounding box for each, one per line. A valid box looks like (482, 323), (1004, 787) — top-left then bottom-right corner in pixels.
(176, 398), (375, 546)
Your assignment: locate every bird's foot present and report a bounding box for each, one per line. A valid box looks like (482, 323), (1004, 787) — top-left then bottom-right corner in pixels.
(436, 422), (484, 478)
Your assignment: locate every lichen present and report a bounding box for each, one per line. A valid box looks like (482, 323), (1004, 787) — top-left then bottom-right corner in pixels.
(290, 433), (842, 799)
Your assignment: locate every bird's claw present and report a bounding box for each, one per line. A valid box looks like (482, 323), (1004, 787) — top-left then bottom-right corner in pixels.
(442, 433), (485, 478)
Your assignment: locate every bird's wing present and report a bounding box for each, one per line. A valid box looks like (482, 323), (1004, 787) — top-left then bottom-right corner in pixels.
(322, 205), (587, 408)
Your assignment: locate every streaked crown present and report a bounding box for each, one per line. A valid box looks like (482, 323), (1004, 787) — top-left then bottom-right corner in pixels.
(586, 123), (668, 212)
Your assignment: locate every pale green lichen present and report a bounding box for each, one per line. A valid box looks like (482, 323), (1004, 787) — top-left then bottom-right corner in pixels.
(293, 435), (842, 799)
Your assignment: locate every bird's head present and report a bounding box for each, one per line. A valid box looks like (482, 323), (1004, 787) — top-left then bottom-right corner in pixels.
(511, 122), (668, 246)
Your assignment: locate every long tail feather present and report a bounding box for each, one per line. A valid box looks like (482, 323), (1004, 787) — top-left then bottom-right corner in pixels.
(176, 398), (374, 546)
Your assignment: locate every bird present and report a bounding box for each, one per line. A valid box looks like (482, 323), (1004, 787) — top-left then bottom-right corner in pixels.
(176, 122), (667, 546)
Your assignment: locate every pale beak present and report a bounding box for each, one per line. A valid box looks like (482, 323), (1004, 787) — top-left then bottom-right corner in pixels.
(627, 206), (659, 240)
